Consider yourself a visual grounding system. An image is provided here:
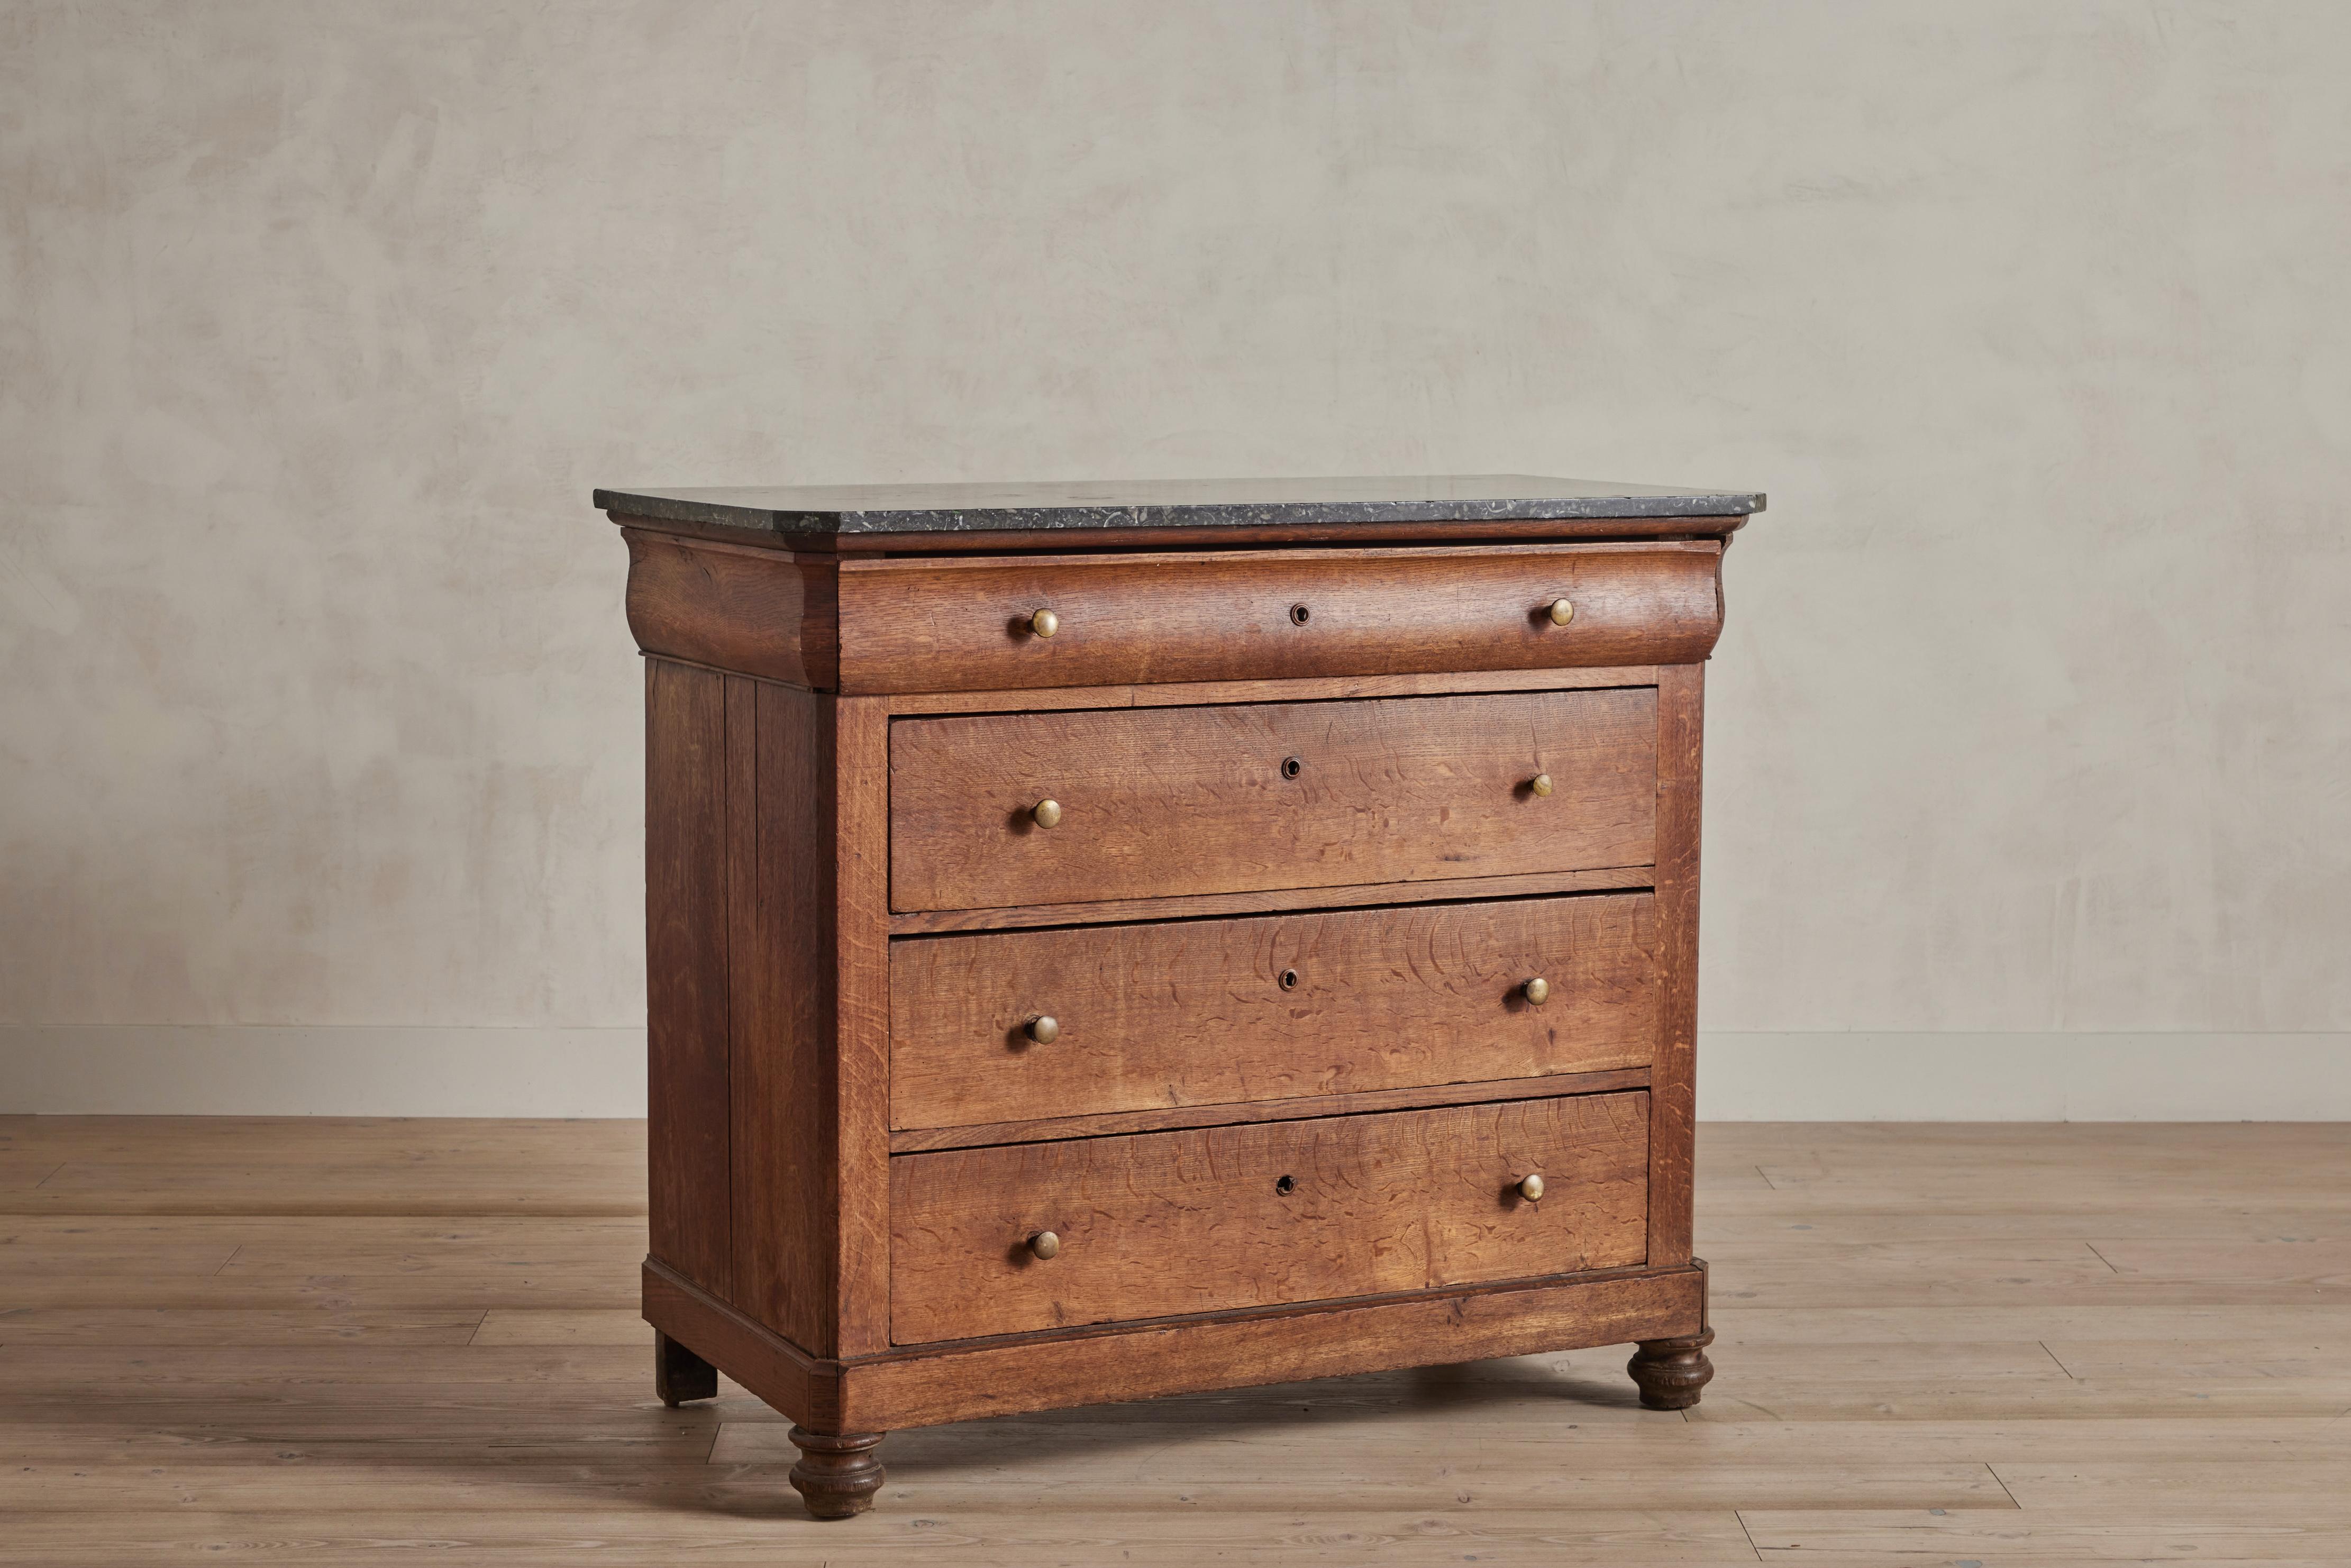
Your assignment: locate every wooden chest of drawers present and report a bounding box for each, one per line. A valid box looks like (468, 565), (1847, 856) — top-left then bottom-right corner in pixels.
(602, 476), (1761, 1518)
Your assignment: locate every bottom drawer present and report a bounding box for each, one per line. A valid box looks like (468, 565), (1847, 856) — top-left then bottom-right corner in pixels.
(888, 1090), (1650, 1345)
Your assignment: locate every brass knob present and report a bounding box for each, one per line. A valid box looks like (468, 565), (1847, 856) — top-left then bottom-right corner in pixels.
(1024, 1015), (1060, 1045)
(1027, 1230), (1061, 1260)
(1547, 598), (1575, 626)
(1517, 1173), (1546, 1201)
(1031, 798), (1063, 828)
(1523, 977), (1551, 1005)
(1029, 608), (1060, 639)
(1528, 773), (1553, 797)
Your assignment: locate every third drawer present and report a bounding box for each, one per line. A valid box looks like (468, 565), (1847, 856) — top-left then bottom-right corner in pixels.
(890, 891), (1660, 1133)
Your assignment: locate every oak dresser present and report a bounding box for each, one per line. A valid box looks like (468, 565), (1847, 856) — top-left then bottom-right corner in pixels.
(599, 476), (1763, 1518)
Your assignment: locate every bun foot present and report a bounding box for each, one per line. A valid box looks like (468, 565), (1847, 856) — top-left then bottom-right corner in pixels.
(1628, 1326), (1716, 1410)
(653, 1330), (717, 1407)
(788, 1427), (886, 1519)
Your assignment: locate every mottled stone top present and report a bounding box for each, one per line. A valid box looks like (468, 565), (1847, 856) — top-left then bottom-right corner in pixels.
(596, 475), (1764, 536)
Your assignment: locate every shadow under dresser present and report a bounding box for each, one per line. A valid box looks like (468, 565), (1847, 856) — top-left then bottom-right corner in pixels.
(599, 475), (1763, 1518)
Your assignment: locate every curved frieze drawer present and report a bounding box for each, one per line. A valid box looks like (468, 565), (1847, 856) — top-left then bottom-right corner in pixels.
(836, 542), (1720, 694)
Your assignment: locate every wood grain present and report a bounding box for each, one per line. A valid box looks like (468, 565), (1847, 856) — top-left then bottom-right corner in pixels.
(622, 529), (838, 688)
(887, 1066), (1654, 1153)
(887, 1092), (1651, 1344)
(889, 892), (1660, 1131)
(888, 687), (1659, 913)
(836, 541), (1721, 694)
(642, 661), (731, 1299)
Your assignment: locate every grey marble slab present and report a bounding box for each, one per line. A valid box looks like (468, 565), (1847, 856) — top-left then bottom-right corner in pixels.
(594, 475), (1764, 536)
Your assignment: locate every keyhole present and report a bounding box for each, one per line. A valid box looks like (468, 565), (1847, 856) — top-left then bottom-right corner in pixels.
(1281, 755), (1303, 780)
(1279, 969), (1300, 991)
(1290, 604), (1311, 626)
(1275, 1174), (1296, 1195)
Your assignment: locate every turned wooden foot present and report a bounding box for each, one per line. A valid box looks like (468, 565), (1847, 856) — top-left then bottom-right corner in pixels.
(653, 1330), (717, 1407)
(788, 1427), (886, 1519)
(1628, 1326), (1715, 1409)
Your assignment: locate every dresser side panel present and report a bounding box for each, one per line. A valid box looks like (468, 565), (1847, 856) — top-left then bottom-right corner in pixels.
(733, 683), (843, 1352)
(643, 660), (733, 1299)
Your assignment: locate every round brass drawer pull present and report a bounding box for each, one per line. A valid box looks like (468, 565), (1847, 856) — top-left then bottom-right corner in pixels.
(1028, 1230), (1061, 1260)
(1024, 1015), (1060, 1045)
(1523, 977), (1551, 1005)
(1528, 773), (1553, 797)
(1517, 1173), (1546, 1201)
(1032, 798), (1063, 828)
(1029, 608), (1060, 639)
(1547, 598), (1575, 626)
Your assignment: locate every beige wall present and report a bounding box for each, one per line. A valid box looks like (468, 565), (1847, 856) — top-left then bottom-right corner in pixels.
(5, 2), (2347, 1114)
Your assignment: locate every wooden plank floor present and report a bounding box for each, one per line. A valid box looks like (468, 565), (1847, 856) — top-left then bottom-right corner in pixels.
(1, 1117), (2346, 1565)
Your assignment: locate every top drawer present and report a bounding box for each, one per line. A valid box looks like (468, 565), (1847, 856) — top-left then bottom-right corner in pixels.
(836, 542), (1720, 694)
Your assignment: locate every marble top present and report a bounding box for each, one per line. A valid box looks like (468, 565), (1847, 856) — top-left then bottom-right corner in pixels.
(595, 475), (1764, 536)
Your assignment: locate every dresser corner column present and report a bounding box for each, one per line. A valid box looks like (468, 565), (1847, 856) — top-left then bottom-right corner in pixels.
(1648, 661), (1704, 1268)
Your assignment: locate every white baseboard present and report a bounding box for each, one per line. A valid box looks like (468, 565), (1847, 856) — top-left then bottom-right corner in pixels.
(2, 1027), (2344, 1120)
(0, 1026), (647, 1117)
(1697, 1032), (2351, 1120)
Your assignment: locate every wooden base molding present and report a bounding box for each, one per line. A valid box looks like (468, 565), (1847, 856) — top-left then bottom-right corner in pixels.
(644, 1255), (1706, 1434)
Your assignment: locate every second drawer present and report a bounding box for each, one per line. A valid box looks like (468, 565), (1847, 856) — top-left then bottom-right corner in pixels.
(890, 891), (1660, 1132)
(889, 687), (1659, 912)
(889, 1090), (1651, 1344)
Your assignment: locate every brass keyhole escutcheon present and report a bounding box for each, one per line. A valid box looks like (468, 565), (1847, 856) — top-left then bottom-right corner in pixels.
(1290, 603), (1311, 626)
(1281, 755), (1303, 780)
(1279, 968), (1300, 991)
(1275, 1174), (1297, 1196)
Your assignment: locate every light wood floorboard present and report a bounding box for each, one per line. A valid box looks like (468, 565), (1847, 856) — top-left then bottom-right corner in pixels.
(0, 1117), (2345, 1564)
